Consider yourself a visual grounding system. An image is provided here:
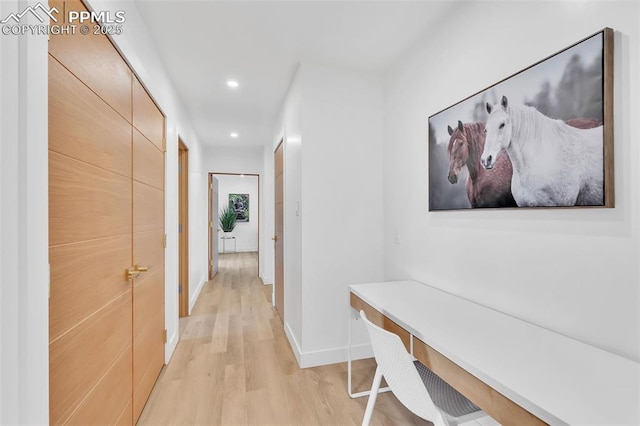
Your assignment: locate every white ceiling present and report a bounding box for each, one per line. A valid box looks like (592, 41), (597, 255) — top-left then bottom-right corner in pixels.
(133, 1), (456, 147)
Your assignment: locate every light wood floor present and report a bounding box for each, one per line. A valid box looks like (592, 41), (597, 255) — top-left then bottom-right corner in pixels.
(137, 252), (428, 425)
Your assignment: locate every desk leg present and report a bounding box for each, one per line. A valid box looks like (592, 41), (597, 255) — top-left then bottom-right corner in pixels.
(348, 308), (391, 399)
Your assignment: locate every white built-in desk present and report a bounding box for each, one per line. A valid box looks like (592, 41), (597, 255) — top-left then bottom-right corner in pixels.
(349, 280), (640, 426)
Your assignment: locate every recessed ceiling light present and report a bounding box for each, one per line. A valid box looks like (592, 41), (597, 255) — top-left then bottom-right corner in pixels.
(227, 80), (239, 88)
(230, 132), (238, 138)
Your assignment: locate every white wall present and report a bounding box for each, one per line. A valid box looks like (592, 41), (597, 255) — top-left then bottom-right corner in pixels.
(87, 0), (207, 361)
(216, 175), (259, 253)
(203, 145), (264, 175)
(300, 64), (385, 366)
(383, 1), (640, 362)
(0, 1), (49, 422)
(187, 144), (208, 314)
(272, 63), (385, 367)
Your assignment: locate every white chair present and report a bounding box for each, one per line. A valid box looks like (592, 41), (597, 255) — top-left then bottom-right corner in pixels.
(359, 310), (487, 426)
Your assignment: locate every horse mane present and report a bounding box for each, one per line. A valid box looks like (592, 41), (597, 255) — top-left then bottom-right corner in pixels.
(509, 105), (574, 149)
(463, 122), (486, 179)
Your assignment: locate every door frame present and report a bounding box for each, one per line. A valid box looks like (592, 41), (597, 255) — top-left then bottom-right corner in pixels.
(208, 173), (218, 280)
(178, 139), (189, 317)
(273, 139), (284, 321)
(208, 172), (260, 276)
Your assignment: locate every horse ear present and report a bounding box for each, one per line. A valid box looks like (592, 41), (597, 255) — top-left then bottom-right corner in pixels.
(486, 102), (492, 114)
(447, 125), (453, 136)
(501, 95), (508, 109)
(457, 120), (464, 132)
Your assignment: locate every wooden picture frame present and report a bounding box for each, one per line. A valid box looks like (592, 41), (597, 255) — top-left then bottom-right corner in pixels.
(428, 28), (614, 211)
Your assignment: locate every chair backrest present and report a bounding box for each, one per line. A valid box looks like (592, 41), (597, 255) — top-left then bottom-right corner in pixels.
(360, 310), (447, 425)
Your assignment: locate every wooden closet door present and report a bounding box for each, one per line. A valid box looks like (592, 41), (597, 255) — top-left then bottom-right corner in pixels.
(48, 23), (134, 426)
(49, 1), (166, 424)
(132, 78), (166, 422)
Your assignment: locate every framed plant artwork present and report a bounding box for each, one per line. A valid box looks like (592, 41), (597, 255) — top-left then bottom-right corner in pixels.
(229, 193), (249, 222)
(428, 28), (614, 210)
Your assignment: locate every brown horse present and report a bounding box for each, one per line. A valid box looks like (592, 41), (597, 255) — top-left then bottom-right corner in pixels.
(447, 120), (516, 208)
(447, 118), (603, 208)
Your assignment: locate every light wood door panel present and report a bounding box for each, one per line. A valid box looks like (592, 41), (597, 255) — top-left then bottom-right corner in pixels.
(134, 182), (165, 233)
(49, 151), (131, 246)
(115, 400), (133, 426)
(275, 173), (283, 205)
(49, 235), (131, 342)
(49, 21), (134, 420)
(132, 93), (165, 421)
(49, 8), (165, 424)
(134, 229), (165, 275)
(48, 0), (132, 122)
(133, 269), (164, 339)
(134, 129), (164, 190)
(49, 290), (132, 424)
(274, 142), (284, 321)
(64, 345), (132, 426)
(132, 278), (164, 421)
(133, 332), (164, 423)
(178, 143), (189, 317)
(275, 207), (284, 247)
(49, 55), (132, 178)
(133, 78), (164, 151)
(274, 202), (284, 321)
(133, 304), (164, 385)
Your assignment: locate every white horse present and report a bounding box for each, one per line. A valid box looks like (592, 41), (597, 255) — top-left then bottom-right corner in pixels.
(480, 96), (604, 207)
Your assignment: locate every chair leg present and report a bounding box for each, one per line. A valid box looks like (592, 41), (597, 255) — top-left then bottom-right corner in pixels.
(362, 366), (384, 426)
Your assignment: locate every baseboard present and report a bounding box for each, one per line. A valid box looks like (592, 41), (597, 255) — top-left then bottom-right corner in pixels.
(165, 330), (179, 364)
(297, 343), (374, 368)
(284, 321), (303, 366)
(260, 274), (273, 285)
(218, 248), (258, 254)
(189, 277), (206, 314)
(283, 322), (374, 369)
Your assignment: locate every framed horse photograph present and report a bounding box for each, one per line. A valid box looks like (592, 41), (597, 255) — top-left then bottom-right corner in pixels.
(428, 28), (614, 211)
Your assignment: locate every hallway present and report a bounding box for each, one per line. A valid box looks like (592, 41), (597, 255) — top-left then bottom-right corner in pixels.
(137, 252), (426, 425)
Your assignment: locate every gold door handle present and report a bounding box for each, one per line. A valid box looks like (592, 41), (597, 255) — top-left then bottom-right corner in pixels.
(272, 235), (278, 241)
(126, 267), (141, 280)
(126, 265), (149, 280)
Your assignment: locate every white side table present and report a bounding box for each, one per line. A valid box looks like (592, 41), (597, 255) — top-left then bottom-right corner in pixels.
(221, 236), (236, 253)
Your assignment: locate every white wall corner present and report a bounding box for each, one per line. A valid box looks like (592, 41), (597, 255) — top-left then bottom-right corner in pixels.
(285, 316), (374, 369)
(0, 3), (49, 421)
(284, 321), (303, 367)
(165, 330), (179, 365)
(189, 277), (207, 314)
(259, 274), (273, 285)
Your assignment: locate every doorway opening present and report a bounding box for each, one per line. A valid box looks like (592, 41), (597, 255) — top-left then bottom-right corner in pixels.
(208, 172), (260, 280)
(178, 139), (189, 317)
